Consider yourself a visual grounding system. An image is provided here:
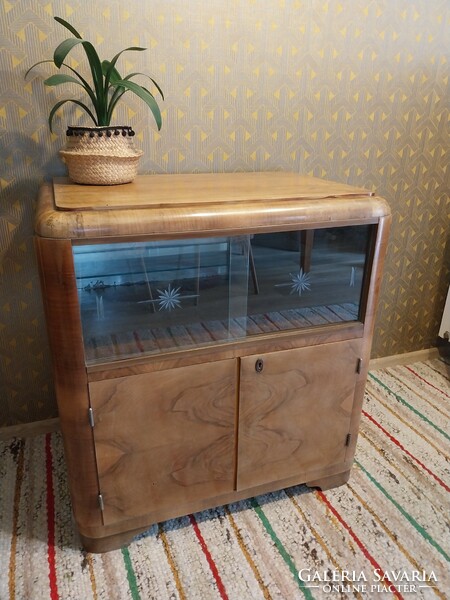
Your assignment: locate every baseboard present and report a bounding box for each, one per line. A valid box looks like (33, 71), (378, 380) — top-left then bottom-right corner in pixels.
(0, 417), (60, 441)
(369, 347), (440, 370)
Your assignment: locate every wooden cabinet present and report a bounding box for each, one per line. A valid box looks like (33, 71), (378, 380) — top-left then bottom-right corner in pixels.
(237, 340), (361, 490)
(90, 360), (237, 526)
(35, 172), (390, 552)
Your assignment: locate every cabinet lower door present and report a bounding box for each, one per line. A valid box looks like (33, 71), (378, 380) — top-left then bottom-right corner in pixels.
(89, 360), (236, 526)
(237, 340), (361, 490)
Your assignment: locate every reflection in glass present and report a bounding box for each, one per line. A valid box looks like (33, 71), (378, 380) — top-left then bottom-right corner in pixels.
(73, 237), (249, 363)
(247, 225), (370, 333)
(73, 225), (371, 364)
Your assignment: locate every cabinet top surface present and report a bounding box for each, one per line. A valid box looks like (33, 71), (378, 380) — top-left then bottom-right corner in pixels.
(35, 172), (390, 240)
(53, 172), (372, 211)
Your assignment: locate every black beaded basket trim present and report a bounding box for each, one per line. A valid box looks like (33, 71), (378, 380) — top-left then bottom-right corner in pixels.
(66, 126), (136, 137)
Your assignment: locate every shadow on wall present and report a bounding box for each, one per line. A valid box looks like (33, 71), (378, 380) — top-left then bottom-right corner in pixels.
(0, 132), (65, 426)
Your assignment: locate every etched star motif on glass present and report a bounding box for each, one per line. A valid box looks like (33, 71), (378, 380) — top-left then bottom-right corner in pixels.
(289, 269), (312, 296)
(156, 284), (182, 311)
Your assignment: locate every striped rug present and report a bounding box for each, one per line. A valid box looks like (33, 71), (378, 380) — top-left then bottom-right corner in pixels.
(1, 359), (449, 600)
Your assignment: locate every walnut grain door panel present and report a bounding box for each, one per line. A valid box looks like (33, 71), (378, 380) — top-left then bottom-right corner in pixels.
(89, 360), (236, 526)
(237, 340), (362, 490)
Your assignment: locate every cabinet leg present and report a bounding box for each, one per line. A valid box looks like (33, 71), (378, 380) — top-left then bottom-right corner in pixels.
(305, 469), (351, 491)
(79, 529), (143, 554)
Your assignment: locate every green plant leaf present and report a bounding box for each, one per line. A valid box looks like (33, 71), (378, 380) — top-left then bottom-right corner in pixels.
(101, 60), (121, 84)
(111, 79), (162, 130)
(44, 73), (84, 87)
(48, 99), (97, 132)
(52, 36), (105, 123)
(26, 59), (97, 109)
(122, 72), (165, 100)
(80, 40), (107, 123)
(106, 91), (125, 123)
(60, 64), (97, 107)
(27, 16), (163, 131)
(106, 47), (146, 72)
(147, 77), (164, 101)
(25, 61), (99, 124)
(106, 72), (164, 124)
(102, 47), (146, 98)
(53, 38), (83, 68)
(106, 85), (126, 123)
(24, 59), (54, 79)
(54, 16), (82, 39)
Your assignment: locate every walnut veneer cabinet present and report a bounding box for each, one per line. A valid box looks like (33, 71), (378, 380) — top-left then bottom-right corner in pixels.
(35, 172), (390, 553)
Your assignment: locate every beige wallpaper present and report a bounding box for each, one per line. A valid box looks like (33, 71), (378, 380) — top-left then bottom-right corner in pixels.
(0, 0), (449, 425)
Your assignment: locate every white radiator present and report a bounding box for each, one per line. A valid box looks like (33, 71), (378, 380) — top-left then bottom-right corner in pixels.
(439, 286), (450, 340)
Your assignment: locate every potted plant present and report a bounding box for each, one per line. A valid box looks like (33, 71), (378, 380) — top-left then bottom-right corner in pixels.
(26, 16), (164, 185)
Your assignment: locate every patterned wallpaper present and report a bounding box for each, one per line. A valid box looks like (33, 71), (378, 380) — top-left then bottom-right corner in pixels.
(0, 0), (449, 425)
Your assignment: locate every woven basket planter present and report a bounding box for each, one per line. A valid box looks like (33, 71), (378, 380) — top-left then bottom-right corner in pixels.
(59, 126), (143, 185)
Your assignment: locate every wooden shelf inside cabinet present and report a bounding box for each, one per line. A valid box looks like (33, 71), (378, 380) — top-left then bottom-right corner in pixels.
(35, 172), (390, 553)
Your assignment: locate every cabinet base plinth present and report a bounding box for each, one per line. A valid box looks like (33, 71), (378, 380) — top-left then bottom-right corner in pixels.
(79, 470), (353, 552)
(79, 529), (143, 554)
(305, 469), (351, 491)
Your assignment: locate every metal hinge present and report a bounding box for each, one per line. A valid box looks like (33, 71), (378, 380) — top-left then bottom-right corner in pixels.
(345, 433), (352, 447)
(98, 493), (104, 512)
(88, 407), (95, 428)
(356, 358), (362, 374)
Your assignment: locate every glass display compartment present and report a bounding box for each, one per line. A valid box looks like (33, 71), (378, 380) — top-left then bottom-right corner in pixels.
(73, 224), (372, 364)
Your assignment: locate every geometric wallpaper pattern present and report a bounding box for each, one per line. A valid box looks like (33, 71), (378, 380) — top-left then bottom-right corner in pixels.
(0, 0), (449, 425)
